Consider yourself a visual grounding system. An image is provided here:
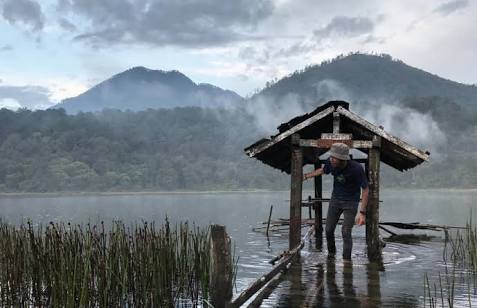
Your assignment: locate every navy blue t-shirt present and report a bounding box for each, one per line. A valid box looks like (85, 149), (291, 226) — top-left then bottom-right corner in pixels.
(323, 158), (368, 202)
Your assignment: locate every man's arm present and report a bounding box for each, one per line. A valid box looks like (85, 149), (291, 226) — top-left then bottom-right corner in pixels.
(356, 186), (369, 225)
(303, 168), (323, 181)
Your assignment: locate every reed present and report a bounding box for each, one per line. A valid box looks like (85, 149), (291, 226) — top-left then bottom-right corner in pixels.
(0, 219), (221, 307)
(424, 218), (477, 307)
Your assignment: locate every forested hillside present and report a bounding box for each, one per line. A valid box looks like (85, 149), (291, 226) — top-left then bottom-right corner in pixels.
(0, 108), (287, 192)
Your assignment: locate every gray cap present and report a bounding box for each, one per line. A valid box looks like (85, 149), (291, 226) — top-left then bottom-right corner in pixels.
(329, 143), (350, 160)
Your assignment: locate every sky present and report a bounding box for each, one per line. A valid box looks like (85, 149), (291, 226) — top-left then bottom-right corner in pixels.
(0, 0), (475, 110)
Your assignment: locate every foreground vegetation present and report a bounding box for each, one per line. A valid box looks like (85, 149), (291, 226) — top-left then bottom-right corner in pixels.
(0, 220), (214, 307)
(424, 220), (477, 307)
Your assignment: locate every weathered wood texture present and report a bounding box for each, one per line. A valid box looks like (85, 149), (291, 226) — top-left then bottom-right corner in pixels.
(299, 139), (372, 149)
(321, 133), (352, 140)
(366, 136), (382, 262)
(314, 162), (323, 248)
(333, 112), (340, 133)
(290, 134), (303, 250)
(210, 225), (233, 308)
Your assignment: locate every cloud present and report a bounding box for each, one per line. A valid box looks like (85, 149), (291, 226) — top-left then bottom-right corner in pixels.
(0, 85), (55, 110)
(0, 44), (13, 51)
(57, 17), (77, 32)
(313, 16), (375, 41)
(433, 0), (469, 16)
(57, 0), (274, 48)
(0, 98), (22, 110)
(0, 0), (45, 31)
(266, 15), (377, 59)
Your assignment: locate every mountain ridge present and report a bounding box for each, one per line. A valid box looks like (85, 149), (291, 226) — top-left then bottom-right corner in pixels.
(53, 66), (243, 113)
(52, 53), (477, 114)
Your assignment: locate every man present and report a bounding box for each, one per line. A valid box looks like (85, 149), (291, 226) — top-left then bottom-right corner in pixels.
(303, 143), (369, 261)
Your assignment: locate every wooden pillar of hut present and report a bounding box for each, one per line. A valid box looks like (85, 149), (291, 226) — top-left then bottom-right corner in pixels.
(314, 162), (323, 248)
(290, 133), (303, 250)
(210, 225), (233, 308)
(366, 136), (382, 262)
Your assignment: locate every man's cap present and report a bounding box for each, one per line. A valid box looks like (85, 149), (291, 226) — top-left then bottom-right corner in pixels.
(329, 143), (350, 160)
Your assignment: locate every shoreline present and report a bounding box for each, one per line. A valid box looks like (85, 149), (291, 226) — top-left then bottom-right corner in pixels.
(1, 187), (477, 198)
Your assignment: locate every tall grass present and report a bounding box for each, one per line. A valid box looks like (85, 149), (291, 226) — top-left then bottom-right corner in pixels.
(424, 219), (477, 307)
(0, 219), (214, 307)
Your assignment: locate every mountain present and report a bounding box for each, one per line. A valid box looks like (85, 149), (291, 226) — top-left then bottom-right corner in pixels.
(251, 53), (477, 111)
(52, 67), (243, 113)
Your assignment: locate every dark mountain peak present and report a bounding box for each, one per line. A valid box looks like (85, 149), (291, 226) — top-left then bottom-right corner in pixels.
(108, 66), (195, 88)
(253, 52), (477, 108)
(52, 67), (242, 113)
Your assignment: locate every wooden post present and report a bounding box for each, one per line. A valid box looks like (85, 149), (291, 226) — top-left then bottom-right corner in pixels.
(210, 225), (232, 308)
(266, 205), (273, 237)
(333, 112), (340, 133)
(366, 136), (382, 262)
(314, 162), (323, 249)
(290, 133), (303, 250)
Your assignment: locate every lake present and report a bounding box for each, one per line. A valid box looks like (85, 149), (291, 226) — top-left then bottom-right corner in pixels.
(1, 189), (476, 307)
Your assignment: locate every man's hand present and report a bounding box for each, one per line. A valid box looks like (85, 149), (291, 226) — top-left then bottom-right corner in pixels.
(356, 212), (366, 226)
(303, 168), (323, 181)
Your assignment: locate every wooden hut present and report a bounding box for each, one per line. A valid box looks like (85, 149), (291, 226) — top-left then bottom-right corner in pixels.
(244, 100), (430, 261)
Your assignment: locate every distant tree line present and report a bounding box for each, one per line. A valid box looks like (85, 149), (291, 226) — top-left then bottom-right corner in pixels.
(1, 96), (477, 193)
(0, 107), (288, 192)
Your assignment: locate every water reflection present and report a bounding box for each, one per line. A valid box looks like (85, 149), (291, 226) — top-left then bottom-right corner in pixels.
(270, 256), (383, 307)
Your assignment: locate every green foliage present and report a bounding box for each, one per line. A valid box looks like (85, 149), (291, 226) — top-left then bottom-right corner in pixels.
(0, 107), (288, 192)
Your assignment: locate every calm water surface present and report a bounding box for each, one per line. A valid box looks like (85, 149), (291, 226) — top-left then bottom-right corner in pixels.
(0, 189), (476, 307)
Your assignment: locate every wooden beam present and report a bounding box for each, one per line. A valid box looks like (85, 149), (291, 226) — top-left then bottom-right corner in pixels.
(319, 158), (368, 164)
(314, 162), (323, 249)
(366, 135), (382, 262)
(209, 225), (232, 308)
(333, 111), (340, 133)
(290, 134), (303, 250)
(299, 139), (372, 149)
(321, 133), (351, 140)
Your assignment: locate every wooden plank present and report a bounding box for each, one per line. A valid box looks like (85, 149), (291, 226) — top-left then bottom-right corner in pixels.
(366, 136), (382, 262)
(246, 271), (285, 307)
(290, 134), (303, 250)
(336, 106), (429, 162)
(320, 158), (368, 164)
(299, 139), (372, 149)
(321, 133), (352, 140)
(244, 106), (335, 158)
(352, 140), (373, 149)
(209, 225), (232, 308)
